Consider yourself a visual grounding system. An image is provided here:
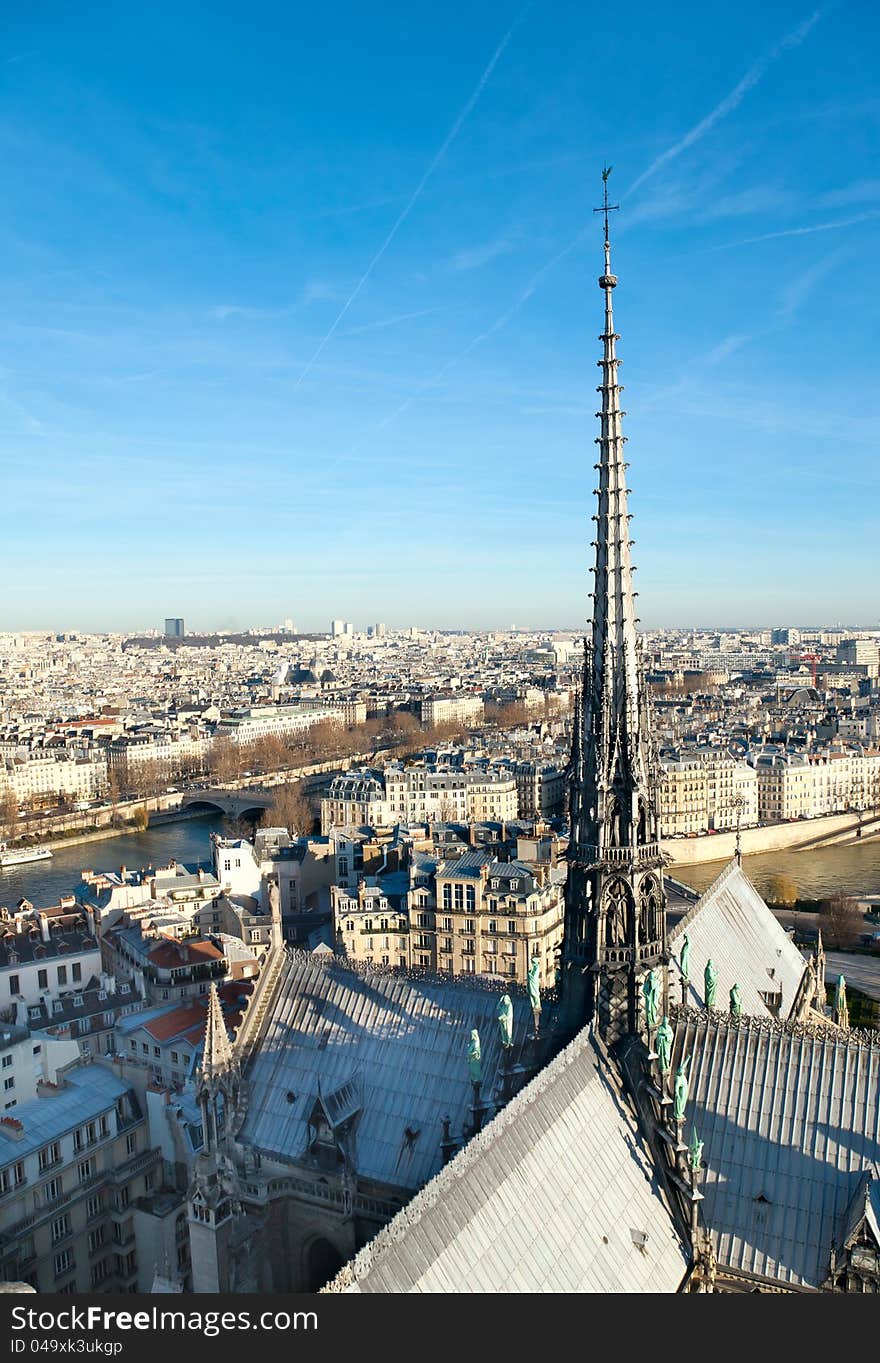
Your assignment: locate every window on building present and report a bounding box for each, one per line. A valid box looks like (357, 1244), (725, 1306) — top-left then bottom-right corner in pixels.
(39, 1141), (61, 1171)
(8, 975), (19, 995)
(57, 966), (67, 985)
(0, 1162), (25, 1194)
(126, 1132), (137, 1156)
(51, 1214), (71, 1244)
(53, 1250), (74, 1278)
(508, 921), (517, 935)
(78, 1159), (94, 1184)
(72, 963), (82, 982)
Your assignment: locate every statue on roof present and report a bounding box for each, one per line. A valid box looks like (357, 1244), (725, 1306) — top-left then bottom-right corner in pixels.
(656, 1014), (673, 1076)
(674, 1054), (692, 1123)
(527, 956), (541, 1012)
(467, 1029), (482, 1085)
(704, 958), (718, 1009)
(497, 994), (514, 1048)
(688, 1126), (704, 1173)
(643, 968), (660, 1030)
(729, 982), (743, 1018)
(680, 934), (691, 983)
(834, 974), (849, 1030)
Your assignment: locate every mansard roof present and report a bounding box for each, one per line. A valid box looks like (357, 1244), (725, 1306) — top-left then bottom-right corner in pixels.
(238, 950), (532, 1189)
(324, 1026), (688, 1294)
(668, 859), (808, 1021)
(671, 1009), (880, 1289)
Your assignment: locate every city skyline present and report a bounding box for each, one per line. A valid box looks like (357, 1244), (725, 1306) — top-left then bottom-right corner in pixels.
(1, 1), (879, 630)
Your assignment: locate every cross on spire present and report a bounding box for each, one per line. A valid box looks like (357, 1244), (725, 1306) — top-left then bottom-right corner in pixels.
(593, 165), (619, 244)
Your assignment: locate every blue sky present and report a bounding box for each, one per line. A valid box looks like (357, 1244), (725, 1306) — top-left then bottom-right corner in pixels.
(1, 0), (878, 632)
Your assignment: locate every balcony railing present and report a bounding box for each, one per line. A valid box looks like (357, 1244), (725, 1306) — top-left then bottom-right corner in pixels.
(576, 842), (662, 865)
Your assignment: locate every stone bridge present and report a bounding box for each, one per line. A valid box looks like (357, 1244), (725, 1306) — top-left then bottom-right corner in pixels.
(180, 767), (342, 820)
(181, 788), (276, 819)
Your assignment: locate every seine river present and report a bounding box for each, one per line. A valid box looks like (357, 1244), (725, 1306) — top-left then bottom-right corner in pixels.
(0, 814), (225, 907)
(2, 812), (878, 908)
(671, 838), (880, 901)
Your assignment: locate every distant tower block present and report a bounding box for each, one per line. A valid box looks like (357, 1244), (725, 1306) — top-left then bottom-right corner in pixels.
(331, 619), (345, 638)
(164, 618), (185, 638)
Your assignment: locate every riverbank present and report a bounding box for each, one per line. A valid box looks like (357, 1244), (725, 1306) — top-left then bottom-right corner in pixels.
(661, 808), (880, 866)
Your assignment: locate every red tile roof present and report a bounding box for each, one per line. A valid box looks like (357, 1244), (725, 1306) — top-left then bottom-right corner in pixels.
(143, 1003), (206, 1044)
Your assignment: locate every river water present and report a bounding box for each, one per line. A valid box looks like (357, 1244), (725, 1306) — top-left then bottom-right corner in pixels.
(2, 812), (879, 908)
(671, 837), (880, 901)
(0, 814), (225, 907)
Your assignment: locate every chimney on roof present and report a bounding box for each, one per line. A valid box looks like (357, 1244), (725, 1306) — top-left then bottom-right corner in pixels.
(40, 914), (51, 944)
(120, 866), (127, 880)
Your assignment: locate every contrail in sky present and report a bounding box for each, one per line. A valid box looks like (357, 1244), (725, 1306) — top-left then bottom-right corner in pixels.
(626, 9), (824, 198)
(372, 226), (589, 433)
(293, 5), (531, 390)
(712, 209), (880, 249)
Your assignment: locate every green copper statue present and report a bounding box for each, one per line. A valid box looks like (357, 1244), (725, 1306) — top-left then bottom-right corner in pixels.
(656, 1015), (673, 1076)
(680, 934), (690, 983)
(527, 957), (541, 1013)
(729, 982), (743, 1018)
(835, 974), (849, 1028)
(467, 1028), (482, 1085)
(497, 994), (514, 1048)
(688, 1126), (704, 1173)
(643, 968), (660, 1030)
(674, 1054), (692, 1123)
(704, 958), (718, 1009)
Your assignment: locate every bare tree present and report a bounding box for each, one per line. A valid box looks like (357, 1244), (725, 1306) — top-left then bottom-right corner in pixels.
(265, 781), (316, 836)
(208, 735), (241, 784)
(819, 892), (863, 950)
(251, 733), (290, 774)
(0, 784), (19, 839)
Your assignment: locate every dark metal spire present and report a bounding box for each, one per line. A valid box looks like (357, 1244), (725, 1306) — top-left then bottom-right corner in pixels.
(561, 169), (667, 1044)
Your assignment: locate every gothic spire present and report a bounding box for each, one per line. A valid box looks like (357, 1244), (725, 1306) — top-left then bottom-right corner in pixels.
(196, 982), (240, 1156)
(560, 168), (667, 1044)
(201, 982), (235, 1083)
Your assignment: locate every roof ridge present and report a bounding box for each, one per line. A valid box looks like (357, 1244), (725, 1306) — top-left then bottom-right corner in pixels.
(280, 944), (537, 1000)
(668, 857), (743, 940)
(671, 1003), (880, 1048)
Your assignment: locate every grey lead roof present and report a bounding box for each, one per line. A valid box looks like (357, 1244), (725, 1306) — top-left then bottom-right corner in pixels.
(668, 859), (808, 1021)
(324, 1026), (688, 1294)
(672, 1012), (880, 1288)
(239, 952), (532, 1189)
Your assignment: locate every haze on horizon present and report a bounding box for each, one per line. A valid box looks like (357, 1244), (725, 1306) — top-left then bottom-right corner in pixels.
(1, 2), (878, 633)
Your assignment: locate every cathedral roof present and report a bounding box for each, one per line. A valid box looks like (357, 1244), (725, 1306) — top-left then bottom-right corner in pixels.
(668, 859), (809, 1021)
(237, 951), (532, 1189)
(323, 1025), (688, 1294)
(671, 1010), (880, 1288)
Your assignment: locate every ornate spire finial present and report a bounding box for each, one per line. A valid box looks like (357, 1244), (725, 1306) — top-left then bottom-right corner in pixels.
(594, 164), (619, 244)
